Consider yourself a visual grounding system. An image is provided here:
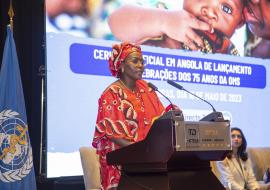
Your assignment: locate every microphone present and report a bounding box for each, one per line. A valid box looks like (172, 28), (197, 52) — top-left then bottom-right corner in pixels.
(148, 82), (174, 109)
(167, 80), (216, 112)
(167, 80), (224, 121)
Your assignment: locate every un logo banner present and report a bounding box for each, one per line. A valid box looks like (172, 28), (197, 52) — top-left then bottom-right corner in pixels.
(0, 109), (33, 183)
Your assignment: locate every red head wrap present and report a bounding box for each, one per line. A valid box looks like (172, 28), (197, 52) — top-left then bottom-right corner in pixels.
(108, 42), (142, 77)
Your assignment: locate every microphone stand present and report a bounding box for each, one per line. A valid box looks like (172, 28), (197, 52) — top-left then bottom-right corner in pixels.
(148, 82), (183, 120)
(167, 80), (224, 122)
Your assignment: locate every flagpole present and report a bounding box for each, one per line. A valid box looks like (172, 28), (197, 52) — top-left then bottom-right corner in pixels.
(8, 0), (14, 30)
(38, 65), (46, 177)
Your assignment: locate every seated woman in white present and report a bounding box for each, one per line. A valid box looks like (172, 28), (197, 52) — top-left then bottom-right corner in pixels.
(216, 127), (260, 190)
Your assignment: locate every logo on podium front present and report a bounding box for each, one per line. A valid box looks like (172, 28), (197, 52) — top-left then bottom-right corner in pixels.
(185, 124), (200, 148)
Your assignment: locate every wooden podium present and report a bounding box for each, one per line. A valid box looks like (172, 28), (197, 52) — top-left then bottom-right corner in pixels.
(107, 111), (231, 190)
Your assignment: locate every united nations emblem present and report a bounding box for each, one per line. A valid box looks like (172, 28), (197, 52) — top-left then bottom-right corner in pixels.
(0, 109), (33, 182)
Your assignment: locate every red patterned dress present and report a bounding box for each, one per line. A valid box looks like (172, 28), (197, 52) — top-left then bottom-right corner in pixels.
(92, 80), (164, 190)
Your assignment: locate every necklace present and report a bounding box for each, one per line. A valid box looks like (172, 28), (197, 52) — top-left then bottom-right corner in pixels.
(119, 79), (137, 93)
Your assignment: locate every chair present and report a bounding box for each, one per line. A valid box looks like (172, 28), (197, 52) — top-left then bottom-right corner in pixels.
(247, 147), (270, 190)
(210, 161), (221, 181)
(79, 147), (101, 190)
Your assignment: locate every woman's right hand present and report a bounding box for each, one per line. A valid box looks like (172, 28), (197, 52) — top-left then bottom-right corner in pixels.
(161, 9), (212, 50)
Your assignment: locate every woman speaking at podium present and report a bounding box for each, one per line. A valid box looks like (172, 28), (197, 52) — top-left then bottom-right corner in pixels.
(92, 42), (166, 190)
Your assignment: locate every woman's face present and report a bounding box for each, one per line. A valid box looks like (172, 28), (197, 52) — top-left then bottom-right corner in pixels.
(121, 52), (144, 81)
(231, 130), (243, 149)
(244, 0), (270, 39)
(183, 0), (244, 37)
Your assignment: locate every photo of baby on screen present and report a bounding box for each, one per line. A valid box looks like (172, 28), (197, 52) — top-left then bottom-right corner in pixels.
(45, 0), (270, 58)
(108, 0), (245, 55)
